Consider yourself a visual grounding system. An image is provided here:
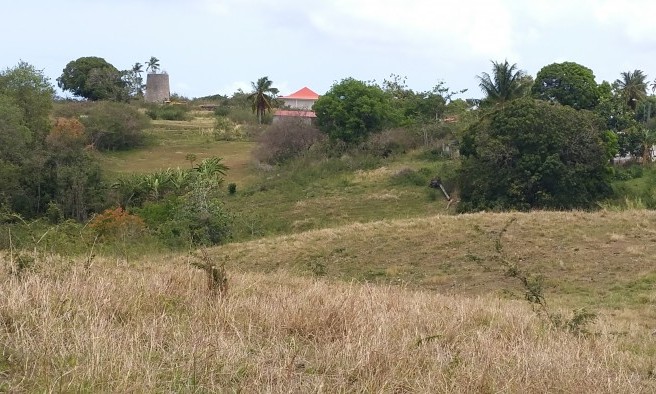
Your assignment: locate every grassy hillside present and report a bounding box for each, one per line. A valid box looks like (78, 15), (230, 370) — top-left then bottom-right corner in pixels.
(4, 117), (652, 391)
(211, 210), (656, 328)
(0, 254), (654, 392)
(94, 118), (256, 184)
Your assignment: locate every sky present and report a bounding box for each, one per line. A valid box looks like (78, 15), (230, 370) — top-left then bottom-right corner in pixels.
(3, 0), (656, 100)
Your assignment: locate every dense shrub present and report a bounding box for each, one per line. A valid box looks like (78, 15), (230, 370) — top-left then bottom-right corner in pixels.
(213, 116), (242, 141)
(89, 207), (146, 241)
(253, 118), (326, 164)
(363, 128), (422, 157)
(213, 105), (230, 117)
(134, 185), (232, 247)
(459, 98), (613, 211)
(71, 101), (151, 150)
(145, 104), (190, 121)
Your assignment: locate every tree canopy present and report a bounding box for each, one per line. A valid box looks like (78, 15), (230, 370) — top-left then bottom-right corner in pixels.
(146, 56), (160, 74)
(313, 78), (401, 143)
(614, 69), (648, 111)
(57, 56), (127, 101)
(0, 61), (106, 219)
(0, 61), (54, 136)
(477, 60), (531, 106)
(531, 62), (600, 110)
(459, 98), (614, 211)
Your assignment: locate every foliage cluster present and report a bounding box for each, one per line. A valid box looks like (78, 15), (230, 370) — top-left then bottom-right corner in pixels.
(111, 157), (232, 247)
(0, 62), (107, 221)
(313, 78), (402, 144)
(57, 57), (128, 101)
(253, 118), (326, 164)
(54, 100), (151, 150)
(145, 103), (190, 121)
(89, 207), (146, 240)
(531, 62), (600, 110)
(459, 98), (614, 211)
(57, 56), (164, 102)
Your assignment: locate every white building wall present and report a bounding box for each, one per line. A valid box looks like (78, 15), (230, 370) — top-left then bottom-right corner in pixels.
(283, 98), (315, 110)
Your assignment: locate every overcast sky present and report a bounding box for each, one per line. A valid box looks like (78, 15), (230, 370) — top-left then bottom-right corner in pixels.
(3, 0), (656, 99)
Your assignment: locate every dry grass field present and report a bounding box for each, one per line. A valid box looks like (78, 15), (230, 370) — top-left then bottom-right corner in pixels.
(1, 210), (655, 392)
(0, 256), (654, 393)
(95, 118), (256, 184)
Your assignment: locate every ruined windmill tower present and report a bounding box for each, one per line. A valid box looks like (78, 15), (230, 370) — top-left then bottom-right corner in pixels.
(145, 73), (170, 103)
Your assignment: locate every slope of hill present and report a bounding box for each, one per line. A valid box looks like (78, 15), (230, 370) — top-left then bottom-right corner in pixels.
(211, 210), (656, 327)
(1, 253), (654, 392)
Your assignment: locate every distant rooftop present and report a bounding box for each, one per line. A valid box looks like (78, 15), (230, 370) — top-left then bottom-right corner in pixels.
(280, 87), (319, 100)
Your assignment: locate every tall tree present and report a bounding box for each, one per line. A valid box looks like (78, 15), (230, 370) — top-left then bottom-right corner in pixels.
(531, 62), (600, 110)
(247, 76), (279, 124)
(476, 60), (531, 106)
(314, 77), (401, 143)
(0, 61), (54, 136)
(146, 56), (160, 74)
(459, 98), (614, 212)
(127, 62), (145, 98)
(614, 69), (648, 111)
(57, 56), (126, 101)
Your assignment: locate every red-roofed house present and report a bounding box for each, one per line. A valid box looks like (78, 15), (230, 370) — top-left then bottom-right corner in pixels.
(273, 87), (320, 124)
(280, 87), (319, 109)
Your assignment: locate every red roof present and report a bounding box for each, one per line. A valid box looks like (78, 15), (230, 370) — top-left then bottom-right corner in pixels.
(280, 87), (319, 100)
(274, 110), (317, 118)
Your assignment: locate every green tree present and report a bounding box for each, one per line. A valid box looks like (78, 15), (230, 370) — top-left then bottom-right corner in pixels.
(459, 98), (613, 211)
(247, 76), (279, 124)
(0, 62), (57, 217)
(57, 56), (126, 101)
(614, 69), (648, 111)
(44, 119), (105, 220)
(0, 61), (54, 137)
(86, 67), (129, 102)
(531, 62), (600, 110)
(146, 56), (160, 74)
(314, 77), (401, 144)
(125, 62), (145, 98)
(477, 60), (531, 106)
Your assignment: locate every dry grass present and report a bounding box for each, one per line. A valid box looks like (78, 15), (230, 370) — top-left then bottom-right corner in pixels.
(213, 210), (656, 329)
(1, 255), (654, 392)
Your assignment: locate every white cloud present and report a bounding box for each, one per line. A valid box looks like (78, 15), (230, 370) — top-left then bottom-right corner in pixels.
(304, 0), (517, 60)
(594, 0), (656, 42)
(217, 81), (251, 96)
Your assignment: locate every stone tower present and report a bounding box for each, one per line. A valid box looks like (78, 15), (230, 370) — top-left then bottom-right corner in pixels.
(145, 73), (170, 103)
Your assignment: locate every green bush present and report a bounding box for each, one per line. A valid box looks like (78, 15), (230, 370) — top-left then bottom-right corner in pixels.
(228, 183), (237, 195)
(145, 104), (191, 121)
(612, 164), (643, 181)
(213, 105), (230, 117)
(459, 98), (613, 211)
(79, 101), (150, 150)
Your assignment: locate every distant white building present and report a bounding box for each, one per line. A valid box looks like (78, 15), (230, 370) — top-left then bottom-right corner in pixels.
(273, 87), (319, 124)
(279, 87), (319, 109)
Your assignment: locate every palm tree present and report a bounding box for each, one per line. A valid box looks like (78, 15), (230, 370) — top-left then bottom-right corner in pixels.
(247, 76), (279, 124)
(131, 62), (144, 97)
(477, 60), (530, 106)
(146, 56), (160, 74)
(615, 70), (647, 111)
